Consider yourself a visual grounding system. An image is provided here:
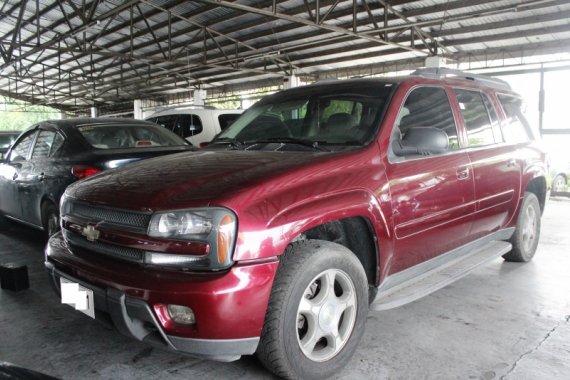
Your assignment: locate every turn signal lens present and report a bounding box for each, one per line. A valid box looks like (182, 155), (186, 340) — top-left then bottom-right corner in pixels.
(217, 214), (235, 265)
(71, 165), (101, 179)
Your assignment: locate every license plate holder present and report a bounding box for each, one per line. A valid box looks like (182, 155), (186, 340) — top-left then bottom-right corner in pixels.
(60, 277), (95, 319)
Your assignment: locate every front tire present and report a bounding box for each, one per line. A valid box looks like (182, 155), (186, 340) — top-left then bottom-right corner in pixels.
(257, 240), (368, 380)
(503, 192), (541, 262)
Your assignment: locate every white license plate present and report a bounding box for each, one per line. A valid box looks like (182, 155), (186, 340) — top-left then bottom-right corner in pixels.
(60, 277), (95, 319)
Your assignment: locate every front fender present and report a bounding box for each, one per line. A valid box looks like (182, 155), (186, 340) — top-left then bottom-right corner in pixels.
(233, 188), (391, 262)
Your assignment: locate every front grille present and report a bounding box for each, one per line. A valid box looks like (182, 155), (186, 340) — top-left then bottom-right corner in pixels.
(64, 230), (144, 264)
(69, 201), (151, 229)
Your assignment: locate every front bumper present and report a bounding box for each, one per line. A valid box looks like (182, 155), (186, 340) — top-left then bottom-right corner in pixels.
(45, 232), (279, 361)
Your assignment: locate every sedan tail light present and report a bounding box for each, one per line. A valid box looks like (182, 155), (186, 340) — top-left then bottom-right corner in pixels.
(71, 165), (101, 179)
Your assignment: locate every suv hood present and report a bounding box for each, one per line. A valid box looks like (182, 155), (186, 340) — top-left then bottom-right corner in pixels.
(67, 150), (333, 210)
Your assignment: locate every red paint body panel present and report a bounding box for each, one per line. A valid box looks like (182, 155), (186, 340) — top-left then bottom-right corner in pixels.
(46, 234), (278, 339)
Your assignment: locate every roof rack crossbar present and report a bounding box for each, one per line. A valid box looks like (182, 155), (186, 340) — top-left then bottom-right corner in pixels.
(412, 68), (511, 91)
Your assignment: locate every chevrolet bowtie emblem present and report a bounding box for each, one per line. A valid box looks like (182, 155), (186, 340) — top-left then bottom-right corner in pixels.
(81, 224), (100, 242)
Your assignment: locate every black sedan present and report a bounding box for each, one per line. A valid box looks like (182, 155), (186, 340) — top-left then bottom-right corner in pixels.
(0, 118), (194, 237)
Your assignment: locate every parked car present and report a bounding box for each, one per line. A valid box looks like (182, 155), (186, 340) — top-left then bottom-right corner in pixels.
(145, 106), (242, 147)
(0, 130), (21, 159)
(45, 69), (547, 380)
(0, 118), (193, 237)
(550, 161), (569, 193)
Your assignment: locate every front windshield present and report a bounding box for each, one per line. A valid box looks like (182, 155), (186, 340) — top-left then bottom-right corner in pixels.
(214, 82), (394, 149)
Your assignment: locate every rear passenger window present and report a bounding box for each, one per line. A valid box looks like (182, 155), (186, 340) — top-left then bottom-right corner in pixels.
(31, 130), (63, 159)
(151, 114), (203, 139)
(454, 89), (498, 147)
(498, 95), (533, 143)
(391, 86), (459, 159)
(218, 114), (240, 131)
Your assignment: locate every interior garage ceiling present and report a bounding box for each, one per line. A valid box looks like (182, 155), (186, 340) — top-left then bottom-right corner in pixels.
(1, 0), (569, 114)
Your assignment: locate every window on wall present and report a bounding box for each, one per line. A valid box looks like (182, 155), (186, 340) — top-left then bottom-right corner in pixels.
(454, 89), (498, 147)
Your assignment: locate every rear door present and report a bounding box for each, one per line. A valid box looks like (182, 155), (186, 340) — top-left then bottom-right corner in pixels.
(452, 88), (521, 239)
(386, 85), (476, 274)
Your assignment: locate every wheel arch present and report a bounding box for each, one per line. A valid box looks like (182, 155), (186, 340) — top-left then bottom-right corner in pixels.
(40, 196), (59, 230)
(525, 176), (547, 214)
(261, 189), (390, 288)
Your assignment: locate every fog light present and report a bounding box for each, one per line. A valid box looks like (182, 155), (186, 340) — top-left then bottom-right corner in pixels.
(167, 304), (196, 325)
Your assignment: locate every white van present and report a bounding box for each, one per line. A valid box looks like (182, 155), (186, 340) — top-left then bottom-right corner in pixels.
(145, 107), (242, 146)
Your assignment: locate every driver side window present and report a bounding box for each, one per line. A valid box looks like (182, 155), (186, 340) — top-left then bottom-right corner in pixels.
(391, 87), (459, 160)
(8, 132), (36, 162)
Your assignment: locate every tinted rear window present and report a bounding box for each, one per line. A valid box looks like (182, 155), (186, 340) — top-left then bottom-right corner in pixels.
(77, 124), (188, 149)
(218, 114), (240, 131)
(147, 114), (203, 139)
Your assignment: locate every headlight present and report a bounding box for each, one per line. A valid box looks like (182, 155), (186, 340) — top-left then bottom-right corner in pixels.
(149, 211), (213, 238)
(146, 208), (237, 270)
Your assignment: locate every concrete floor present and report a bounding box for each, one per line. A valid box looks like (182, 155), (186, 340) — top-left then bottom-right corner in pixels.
(1, 197), (569, 380)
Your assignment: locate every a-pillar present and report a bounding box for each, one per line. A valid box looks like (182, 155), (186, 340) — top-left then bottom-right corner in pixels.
(133, 99), (143, 119)
(193, 89), (207, 106)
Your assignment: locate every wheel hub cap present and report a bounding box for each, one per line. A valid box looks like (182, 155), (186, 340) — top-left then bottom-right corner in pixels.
(296, 268), (357, 362)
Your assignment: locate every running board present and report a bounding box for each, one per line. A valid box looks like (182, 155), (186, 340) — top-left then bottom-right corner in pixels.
(371, 240), (512, 311)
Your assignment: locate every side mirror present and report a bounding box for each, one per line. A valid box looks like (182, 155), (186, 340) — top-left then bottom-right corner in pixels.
(393, 127), (449, 156)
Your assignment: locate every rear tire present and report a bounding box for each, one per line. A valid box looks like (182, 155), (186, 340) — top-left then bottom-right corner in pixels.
(42, 202), (60, 239)
(503, 192), (541, 262)
(257, 240), (368, 380)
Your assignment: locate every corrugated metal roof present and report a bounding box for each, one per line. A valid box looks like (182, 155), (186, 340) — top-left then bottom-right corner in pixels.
(1, 0), (569, 115)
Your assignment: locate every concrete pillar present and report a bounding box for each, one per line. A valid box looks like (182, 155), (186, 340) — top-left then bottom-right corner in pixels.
(193, 89), (207, 106)
(90, 106), (98, 118)
(133, 99), (143, 120)
(283, 73), (299, 89)
(59, 112), (67, 120)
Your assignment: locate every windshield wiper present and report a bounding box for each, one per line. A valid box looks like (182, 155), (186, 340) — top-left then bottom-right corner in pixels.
(210, 137), (245, 149)
(245, 137), (331, 152)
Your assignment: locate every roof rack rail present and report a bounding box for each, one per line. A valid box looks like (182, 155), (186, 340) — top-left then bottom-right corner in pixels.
(412, 67), (511, 91)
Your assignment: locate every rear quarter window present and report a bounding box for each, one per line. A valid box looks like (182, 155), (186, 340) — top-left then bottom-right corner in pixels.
(218, 114), (240, 131)
(498, 94), (534, 143)
(149, 114), (203, 139)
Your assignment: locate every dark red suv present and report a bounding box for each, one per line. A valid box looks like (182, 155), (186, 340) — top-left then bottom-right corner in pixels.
(45, 68), (547, 380)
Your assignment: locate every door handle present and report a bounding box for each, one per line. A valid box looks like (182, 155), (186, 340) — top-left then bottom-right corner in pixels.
(456, 167), (470, 180)
(507, 159), (517, 168)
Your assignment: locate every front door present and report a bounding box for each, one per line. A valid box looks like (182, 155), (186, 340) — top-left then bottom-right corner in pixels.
(18, 128), (66, 227)
(0, 131), (37, 220)
(386, 86), (475, 274)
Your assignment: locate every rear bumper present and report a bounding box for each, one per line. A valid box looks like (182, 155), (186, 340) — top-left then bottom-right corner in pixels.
(45, 232), (278, 361)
